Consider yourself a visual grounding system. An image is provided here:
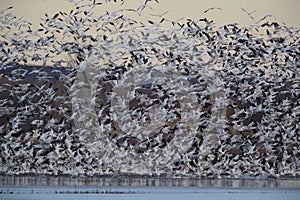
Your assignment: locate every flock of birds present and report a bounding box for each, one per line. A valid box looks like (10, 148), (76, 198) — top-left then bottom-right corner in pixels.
(0, 0), (299, 178)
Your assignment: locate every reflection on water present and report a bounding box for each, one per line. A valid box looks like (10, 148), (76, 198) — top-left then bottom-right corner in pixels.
(0, 176), (299, 188)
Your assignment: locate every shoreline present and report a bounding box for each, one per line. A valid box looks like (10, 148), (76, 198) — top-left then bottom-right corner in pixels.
(1, 176), (300, 188)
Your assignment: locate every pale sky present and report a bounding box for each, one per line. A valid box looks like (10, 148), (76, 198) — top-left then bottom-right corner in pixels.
(0, 0), (299, 28)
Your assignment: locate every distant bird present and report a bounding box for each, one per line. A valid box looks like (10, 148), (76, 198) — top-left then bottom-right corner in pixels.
(151, 10), (169, 18)
(203, 7), (222, 13)
(241, 8), (257, 20)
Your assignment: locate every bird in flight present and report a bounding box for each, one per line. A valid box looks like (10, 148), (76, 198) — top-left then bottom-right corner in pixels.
(241, 8), (258, 20)
(203, 7), (222, 13)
